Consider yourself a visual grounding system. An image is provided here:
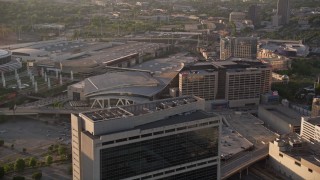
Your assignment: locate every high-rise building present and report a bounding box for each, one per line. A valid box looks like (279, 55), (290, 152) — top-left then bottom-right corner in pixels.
(179, 64), (218, 100)
(71, 96), (221, 180)
(225, 65), (271, 107)
(248, 5), (261, 26)
(178, 60), (272, 107)
(277, 0), (290, 25)
(220, 37), (258, 60)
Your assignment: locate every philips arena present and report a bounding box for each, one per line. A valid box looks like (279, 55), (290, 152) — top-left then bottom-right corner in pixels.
(0, 49), (22, 73)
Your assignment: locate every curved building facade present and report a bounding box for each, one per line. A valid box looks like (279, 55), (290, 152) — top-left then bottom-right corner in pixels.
(0, 49), (22, 73)
(0, 50), (11, 65)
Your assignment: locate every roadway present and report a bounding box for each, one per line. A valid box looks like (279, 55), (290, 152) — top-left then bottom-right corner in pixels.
(101, 37), (198, 42)
(18, 94), (69, 108)
(0, 107), (79, 115)
(221, 146), (269, 179)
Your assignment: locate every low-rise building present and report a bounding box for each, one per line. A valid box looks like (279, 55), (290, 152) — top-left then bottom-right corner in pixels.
(258, 104), (301, 134)
(269, 134), (320, 180)
(300, 116), (320, 143)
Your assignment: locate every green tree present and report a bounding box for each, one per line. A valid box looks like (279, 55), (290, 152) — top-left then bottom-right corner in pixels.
(0, 166), (4, 178)
(0, 139), (4, 146)
(48, 145), (53, 152)
(29, 157), (37, 167)
(32, 171), (42, 180)
(3, 163), (13, 173)
(45, 155), (53, 165)
(315, 83), (320, 96)
(58, 145), (66, 155)
(14, 159), (25, 171)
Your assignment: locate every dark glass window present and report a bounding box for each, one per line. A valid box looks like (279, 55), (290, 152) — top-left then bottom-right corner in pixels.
(159, 165), (218, 180)
(100, 127), (219, 180)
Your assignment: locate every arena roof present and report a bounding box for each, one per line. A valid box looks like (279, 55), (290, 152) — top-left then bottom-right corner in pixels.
(69, 52), (196, 100)
(0, 49), (10, 58)
(84, 71), (165, 98)
(11, 48), (49, 57)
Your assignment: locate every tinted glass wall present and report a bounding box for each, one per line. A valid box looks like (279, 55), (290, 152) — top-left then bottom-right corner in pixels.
(100, 126), (219, 180)
(159, 165), (218, 180)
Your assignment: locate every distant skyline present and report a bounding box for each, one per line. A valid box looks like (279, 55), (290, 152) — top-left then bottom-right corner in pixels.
(277, 0), (290, 25)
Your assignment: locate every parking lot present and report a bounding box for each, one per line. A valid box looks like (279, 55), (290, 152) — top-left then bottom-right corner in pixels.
(0, 117), (71, 163)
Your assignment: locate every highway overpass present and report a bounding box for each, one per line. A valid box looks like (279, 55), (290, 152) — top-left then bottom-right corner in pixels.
(221, 146), (269, 179)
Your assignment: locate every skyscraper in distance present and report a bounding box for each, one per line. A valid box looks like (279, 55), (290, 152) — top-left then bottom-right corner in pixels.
(248, 4), (261, 27)
(277, 0), (290, 25)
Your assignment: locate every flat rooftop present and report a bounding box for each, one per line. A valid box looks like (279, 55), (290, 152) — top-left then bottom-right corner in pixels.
(306, 117), (320, 125)
(221, 126), (253, 159)
(215, 60), (269, 70)
(81, 96), (199, 122)
(276, 134), (320, 167)
(181, 60), (269, 73)
(132, 52), (196, 83)
(136, 110), (215, 130)
(219, 110), (277, 148)
(82, 107), (134, 122)
(180, 63), (217, 75)
(69, 42), (166, 62)
(261, 105), (301, 126)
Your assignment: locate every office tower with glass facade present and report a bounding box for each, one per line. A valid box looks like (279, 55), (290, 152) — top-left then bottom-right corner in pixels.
(277, 0), (290, 25)
(220, 37), (258, 60)
(248, 5), (261, 26)
(71, 96), (221, 180)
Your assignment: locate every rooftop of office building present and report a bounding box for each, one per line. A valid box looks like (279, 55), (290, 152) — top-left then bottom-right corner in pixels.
(135, 110), (215, 130)
(180, 63), (217, 75)
(180, 59), (269, 73)
(132, 52), (196, 83)
(80, 96), (199, 122)
(213, 59), (269, 69)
